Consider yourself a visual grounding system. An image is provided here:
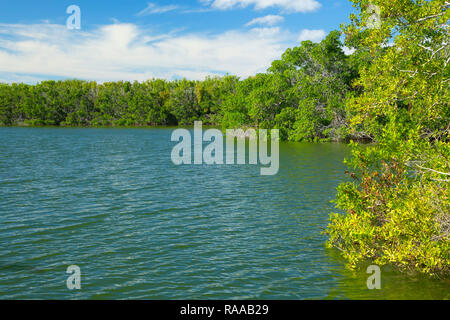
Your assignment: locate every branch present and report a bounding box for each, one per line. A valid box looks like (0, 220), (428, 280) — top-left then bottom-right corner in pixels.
(415, 164), (450, 176)
(417, 12), (445, 23)
(431, 178), (450, 182)
(431, 43), (449, 59)
(418, 44), (433, 51)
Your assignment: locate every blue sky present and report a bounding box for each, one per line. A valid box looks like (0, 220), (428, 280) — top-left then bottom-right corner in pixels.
(0, 0), (356, 83)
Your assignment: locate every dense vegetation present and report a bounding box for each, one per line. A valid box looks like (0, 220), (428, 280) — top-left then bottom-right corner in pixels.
(326, 0), (449, 276)
(0, 31), (362, 142)
(0, 0), (448, 275)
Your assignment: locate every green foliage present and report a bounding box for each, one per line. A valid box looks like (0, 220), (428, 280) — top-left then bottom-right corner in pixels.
(221, 31), (358, 141)
(326, 0), (449, 276)
(0, 77), (238, 127)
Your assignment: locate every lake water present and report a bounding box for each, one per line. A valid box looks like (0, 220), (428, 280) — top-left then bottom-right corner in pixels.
(0, 128), (448, 299)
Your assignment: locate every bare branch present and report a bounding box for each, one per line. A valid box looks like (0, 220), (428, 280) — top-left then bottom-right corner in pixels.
(417, 12), (445, 23)
(415, 164), (450, 176)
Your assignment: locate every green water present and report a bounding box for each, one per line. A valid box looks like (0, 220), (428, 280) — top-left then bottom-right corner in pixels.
(0, 128), (448, 299)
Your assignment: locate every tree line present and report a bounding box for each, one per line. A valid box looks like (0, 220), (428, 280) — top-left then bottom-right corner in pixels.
(0, 31), (364, 142)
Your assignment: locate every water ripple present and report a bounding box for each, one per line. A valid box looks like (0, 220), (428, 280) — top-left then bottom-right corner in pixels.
(1, 128), (448, 300)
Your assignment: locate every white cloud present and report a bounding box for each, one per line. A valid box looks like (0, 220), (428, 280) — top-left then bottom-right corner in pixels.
(245, 15), (284, 27)
(0, 73), (45, 84)
(203, 0), (321, 13)
(297, 29), (326, 42)
(137, 3), (179, 16)
(0, 22), (292, 83)
(343, 46), (355, 55)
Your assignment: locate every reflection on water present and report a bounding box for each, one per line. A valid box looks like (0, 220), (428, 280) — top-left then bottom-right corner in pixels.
(0, 128), (448, 299)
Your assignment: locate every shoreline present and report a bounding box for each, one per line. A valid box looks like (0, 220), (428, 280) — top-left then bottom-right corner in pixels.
(0, 125), (373, 143)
